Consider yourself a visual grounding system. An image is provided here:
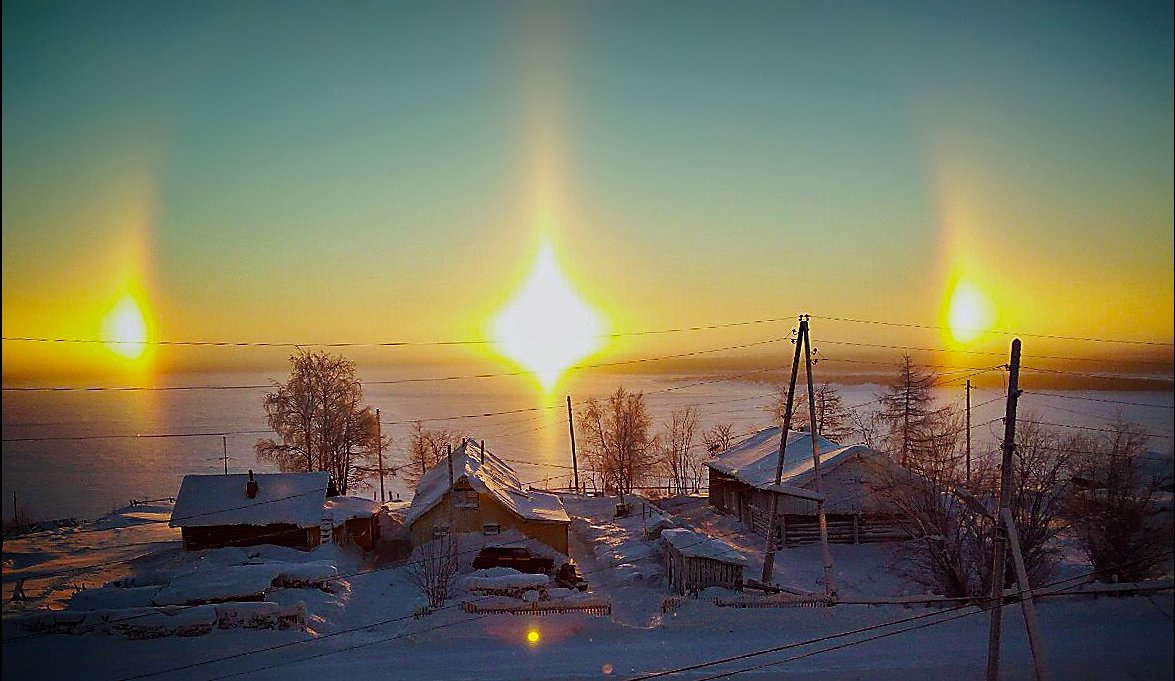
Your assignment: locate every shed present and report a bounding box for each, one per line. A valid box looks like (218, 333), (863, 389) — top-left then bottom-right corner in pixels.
(169, 472), (329, 551)
(662, 528), (746, 595)
(705, 428), (910, 545)
(324, 496), (383, 551)
(405, 439), (571, 556)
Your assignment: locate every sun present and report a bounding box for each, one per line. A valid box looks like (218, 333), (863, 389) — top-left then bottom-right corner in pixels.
(945, 280), (994, 344)
(491, 241), (604, 391)
(101, 294), (149, 359)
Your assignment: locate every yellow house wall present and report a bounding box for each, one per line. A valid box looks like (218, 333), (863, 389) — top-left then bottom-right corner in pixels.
(409, 488), (568, 556)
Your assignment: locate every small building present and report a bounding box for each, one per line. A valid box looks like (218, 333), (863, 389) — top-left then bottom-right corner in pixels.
(706, 427), (909, 546)
(662, 528), (746, 595)
(323, 496), (383, 552)
(404, 439), (571, 556)
(170, 471), (329, 551)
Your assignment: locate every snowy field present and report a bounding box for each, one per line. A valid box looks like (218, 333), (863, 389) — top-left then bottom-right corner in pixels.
(3, 497), (1172, 681)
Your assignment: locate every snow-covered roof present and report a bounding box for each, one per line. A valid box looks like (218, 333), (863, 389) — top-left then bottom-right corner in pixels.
(170, 472), (329, 529)
(662, 528), (747, 566)
(323, 496), (382, 523)
(705, 427), (877, 490)
(404, 439), (571, 527)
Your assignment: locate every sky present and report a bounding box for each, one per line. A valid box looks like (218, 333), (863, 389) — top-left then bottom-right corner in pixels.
(3, 1), (1173, 383)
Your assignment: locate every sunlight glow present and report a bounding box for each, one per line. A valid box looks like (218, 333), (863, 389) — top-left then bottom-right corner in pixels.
(946, 280), (994, 344)
(101, 294), (149, 359)
(491, 241), (604, 391)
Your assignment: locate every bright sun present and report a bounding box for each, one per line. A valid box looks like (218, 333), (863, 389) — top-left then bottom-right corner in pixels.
(946, 280), (994, 344)
(101, 294), (149, 359)
(492, 241), (604, 391)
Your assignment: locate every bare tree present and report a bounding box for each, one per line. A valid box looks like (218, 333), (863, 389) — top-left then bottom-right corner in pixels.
(577, 386), (657, 503)
(702, 422), (735, 456)
(660, 406), (700, 495)
(849, 409), (884, 450)
(404, 537), (460, 610)
(402, 422), (461, 490)
(255, 350), (384, 495)
(766, 382), (853, 442)
(875, 410), (1073, 597)
(1067, 421), (1174, 583)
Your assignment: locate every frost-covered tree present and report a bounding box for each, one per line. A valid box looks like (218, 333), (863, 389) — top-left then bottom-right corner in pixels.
(702, 422), (735, 456)
(1067, 421), (1174, 583)
(405, 537), (460, 610)
(255, 350), (384, 495)
(660, 406), (700, 495)
(577, 386), (657, 502)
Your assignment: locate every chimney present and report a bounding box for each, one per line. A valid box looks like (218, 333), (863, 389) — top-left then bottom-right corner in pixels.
(246, 469), (259, 499)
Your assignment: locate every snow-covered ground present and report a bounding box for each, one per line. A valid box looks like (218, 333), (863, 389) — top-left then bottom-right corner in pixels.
(2, 497), (1172, 680)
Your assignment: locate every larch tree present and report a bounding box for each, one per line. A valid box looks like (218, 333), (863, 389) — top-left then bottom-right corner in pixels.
(402, 422), (461, 490)
(766, 381), (854, 443)
(255, 349), (384, 495)
(877, 355), (950, 470)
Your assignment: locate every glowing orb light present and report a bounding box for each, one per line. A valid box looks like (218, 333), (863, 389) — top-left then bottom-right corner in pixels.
(492, 241), (604, 391)
(101, 294), (149, 359)
(526, 628), (541, 645)
(946, 280), (994, 344)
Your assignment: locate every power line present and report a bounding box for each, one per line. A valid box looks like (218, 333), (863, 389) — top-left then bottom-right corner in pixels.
(0, 316), (794, 349)
(626, 548), (1175, 681)
(1, 338), (787, 393)
(811, 314), (1175, 347)
(813, 338), (1173, 365)
(1024, 390), (1174, 410)
(1018, 419), (1174, 439)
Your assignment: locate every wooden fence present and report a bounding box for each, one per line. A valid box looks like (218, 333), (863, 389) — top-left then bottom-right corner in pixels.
(714, 594), (835, 609)
(461, 599), (612, 617)
(748, 510), (913, 546)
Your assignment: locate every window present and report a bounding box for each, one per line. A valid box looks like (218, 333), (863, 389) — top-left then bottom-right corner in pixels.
(432, 526), (450, 539)
(455, 490), (479, 509)
(482, 523), (501, 536)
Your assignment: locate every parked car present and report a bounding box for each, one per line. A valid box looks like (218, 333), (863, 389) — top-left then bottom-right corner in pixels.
(471, 546), (555, 574)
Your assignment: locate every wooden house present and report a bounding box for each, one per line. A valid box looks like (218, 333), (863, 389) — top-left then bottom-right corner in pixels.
(662, 528), (746, 595)
(169, 471), (329, 551)
(404, 439), (571, 556)
(706, 427), (911, 546)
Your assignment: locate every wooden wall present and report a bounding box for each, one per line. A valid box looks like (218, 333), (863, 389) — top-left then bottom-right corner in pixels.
(665, 547), (744, 596)
(409, 487), (569, 556)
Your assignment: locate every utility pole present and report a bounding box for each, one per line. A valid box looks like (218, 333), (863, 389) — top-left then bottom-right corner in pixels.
(376, 409), (386, 503)
(966, 380), (972, 485)
(567, 396), (580, 494)
(446, 443), (455, 533)
(986, 339), (1023, 681)
(761, 316), (805, 583)
(802, 323), (837, 598)
(222, 436), (229, 475)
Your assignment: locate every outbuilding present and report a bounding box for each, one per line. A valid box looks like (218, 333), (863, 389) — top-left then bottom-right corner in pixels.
(706, 427), (910, 546)
(170, 471), (329, 551)
(662, 528), (746, 595)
